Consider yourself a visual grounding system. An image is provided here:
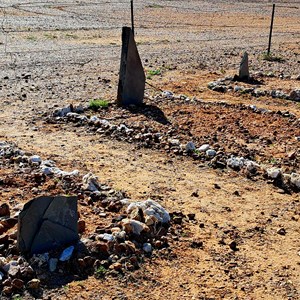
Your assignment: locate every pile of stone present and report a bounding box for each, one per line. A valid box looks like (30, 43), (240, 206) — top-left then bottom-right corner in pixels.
(47, 101), (300, 192)
(0, 195), (172, 297)
(0, 141), (175, 297)
(208, 78), (300, 102)
(225, 155), (300, 192)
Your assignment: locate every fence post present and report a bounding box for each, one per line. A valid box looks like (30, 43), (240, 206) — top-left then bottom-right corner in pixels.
(267, 4), (275, 55)
(131, 0), (134, 36)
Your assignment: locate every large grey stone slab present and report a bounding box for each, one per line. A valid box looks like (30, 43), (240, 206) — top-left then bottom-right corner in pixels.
(17, 195), (78, 255)
(117, 26), (145, 106)
(239, 51), (250, 81)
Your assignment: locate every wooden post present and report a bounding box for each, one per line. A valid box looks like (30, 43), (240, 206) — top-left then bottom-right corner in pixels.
(131, 0), (134, 36)
(267, 4), (275, 55)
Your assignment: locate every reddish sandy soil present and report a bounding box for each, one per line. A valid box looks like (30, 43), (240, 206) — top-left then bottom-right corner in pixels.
(0, 0), (300, 299)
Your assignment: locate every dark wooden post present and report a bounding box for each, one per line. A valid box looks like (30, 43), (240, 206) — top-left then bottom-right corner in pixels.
(131, 0), (134, 36)
(267, 4), (275, 55)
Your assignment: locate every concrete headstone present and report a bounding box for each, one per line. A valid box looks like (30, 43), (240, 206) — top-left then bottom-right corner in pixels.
(239, 52), (250, 81)
(17, 195), (78, 255)
(117, 26), (145, 106)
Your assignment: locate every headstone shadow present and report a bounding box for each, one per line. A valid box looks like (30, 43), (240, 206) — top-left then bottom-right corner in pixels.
(126, 104), (170, 125)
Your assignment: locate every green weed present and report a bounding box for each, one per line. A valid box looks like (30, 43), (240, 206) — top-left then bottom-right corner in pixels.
(95, 266), (107, 278)
(147, 69), (161, 76)
(147, 4), (164, 8)
(26, 35), (37, 41)
(89, 99), (109, 111)
(65, 33), (79, 39)
(262, 53), (285, 63)
(44, 33), (58, 39)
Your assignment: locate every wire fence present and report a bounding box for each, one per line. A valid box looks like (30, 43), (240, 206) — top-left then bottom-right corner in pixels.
(0, 0), (299, 98)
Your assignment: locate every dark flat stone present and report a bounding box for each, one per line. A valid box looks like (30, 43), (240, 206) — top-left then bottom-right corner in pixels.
(17, 195), (78, 255)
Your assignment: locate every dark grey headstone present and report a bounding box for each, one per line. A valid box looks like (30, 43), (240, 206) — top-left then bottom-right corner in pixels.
(239, 52), (250, 80)
(117, 27), (145, 106)
(17, 195), (78, 255)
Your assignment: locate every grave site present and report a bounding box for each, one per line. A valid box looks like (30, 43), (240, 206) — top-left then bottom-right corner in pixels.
(0, 0), (300, 299)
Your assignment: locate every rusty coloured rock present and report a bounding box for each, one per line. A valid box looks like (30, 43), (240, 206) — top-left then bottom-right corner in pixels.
(0, 203), (10, 217)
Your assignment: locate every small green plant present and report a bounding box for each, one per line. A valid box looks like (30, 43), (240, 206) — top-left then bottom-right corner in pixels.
(269, 158), (278, 164)
(65, 33), (79, 39)
(147, 68), (162, 80)
(95, 266), (107, 278)
(89, 99), (109, 111)
(148, 69), (161, 76)
(147, 3), (164, 8)
(26, 35), (37, 41)
(63, 284), (69, 293)
(262, 53), (285, 63)
(44, 33), (58, 39)
(193, 149), (201, 155)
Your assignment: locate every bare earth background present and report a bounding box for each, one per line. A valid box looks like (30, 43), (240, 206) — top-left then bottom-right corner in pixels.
(0, 0), (300, 299)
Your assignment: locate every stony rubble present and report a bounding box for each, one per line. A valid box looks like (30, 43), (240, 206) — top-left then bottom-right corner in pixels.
(45, 93), (300, 192)
(0, 141), (177, 298)
(208, 77), (299, 102)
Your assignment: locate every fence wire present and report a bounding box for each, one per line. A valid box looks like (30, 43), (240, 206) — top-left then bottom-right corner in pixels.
(0, 1), (299, 89)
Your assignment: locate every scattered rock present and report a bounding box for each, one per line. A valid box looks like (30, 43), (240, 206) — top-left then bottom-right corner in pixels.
(82, 172), (101, 192)
(29, 155), (42, 165)
(127, 199), (170, 224)
(198, 144), (210, 152)
(206, 149), (216, 157)
(187, 213), (195, 220)
(27, 278), (40, 289)
(290, 90), (300, 101)
(0, 204), (10, 217)
(277, 228), (286, 236)
(190, 240), (203, 249)
(229, 241), (238, 251)
(227, 156), (245, 170)
(2, 286), (13, 295)
(185, 141), (196, 152)
(290, 173), (300, 189)
(267, 168), (282, 179)
(162, 91), (174, 100)
(49, 258), (58, 272)
(142, 243), (152, 253)
(11, 278), (24, 290)
(121, 219), (149, 235)
(53, 105), (72, 117)
(59, 245), (75, 261)
(5, 263), (20, 277)
(78, 220), (86, 234)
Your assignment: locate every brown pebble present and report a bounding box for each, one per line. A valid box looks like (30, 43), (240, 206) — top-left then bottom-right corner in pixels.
(0, 203), (10, 217)
(277, 228), (286, 236)
(2, 286), (12, 295)
(154, 240), (162, 248)
(110, 262), (122, 271)
(229, 241), (238, 251)
(78, 220), (86, 234)
(2, 279), (11, 286)
(27, 278), (40, 289)
(11, 278), (24, 290)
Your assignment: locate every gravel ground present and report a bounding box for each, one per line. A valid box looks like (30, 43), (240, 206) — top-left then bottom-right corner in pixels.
(0, 1), (300, 299)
